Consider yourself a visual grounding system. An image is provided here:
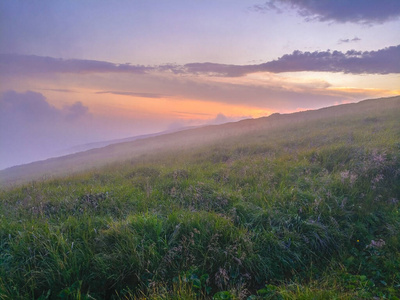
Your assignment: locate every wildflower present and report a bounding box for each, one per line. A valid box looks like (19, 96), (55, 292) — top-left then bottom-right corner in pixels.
(371, 174), (384, 189)
(371, 150), (386, 165)
(340, 170), (350, 183)
(349, 173), (358, 185)
(340, 170), (357, 185)
(215, 267), (229, 289)
(371, 174), (384, 184)
(366, 239), (385, 249)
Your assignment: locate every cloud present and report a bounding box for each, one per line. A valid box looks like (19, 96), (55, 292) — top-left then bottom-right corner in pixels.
(207, 113), (248, 125)
(0, 90), (89, 122)
(0, 91), (91, 169)
(250, 1), (283, 14)
(149, 74), (349, 110)
(261, 45), (400, 74)
(211, 113), (229, 125)
(41, 88), (80, 93)
(252, 0), (400, 24)
(166, 113), (244, 130)
(64, 101), (89, 121)
(95, 91), (166, 98)
(0, 90), (58, 122)
(181, 45), (400, 76)
(338, 37), (361, 44)
(157, 64), (186, 75)
(183, 62), (246, 77)
(0, 90), (188, 169)
(2, 45), (398, 80)
(0, 54), (151, 75)
(172, 111), (213, 117)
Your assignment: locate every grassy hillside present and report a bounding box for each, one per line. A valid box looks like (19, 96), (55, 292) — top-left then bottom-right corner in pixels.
(2, 96), (398, 187)
(1, 96), (400, 299)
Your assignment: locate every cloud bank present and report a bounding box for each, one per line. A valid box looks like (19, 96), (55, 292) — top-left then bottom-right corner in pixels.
(0, 54), (150, 75)
(2, 45), (399, 79)
(95, 91), (167, 99)
(253, 0), (400, 24)
(183, 45), (400, 76)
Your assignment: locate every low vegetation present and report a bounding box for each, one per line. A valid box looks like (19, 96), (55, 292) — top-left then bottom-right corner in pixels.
(1, 97), (399, 299)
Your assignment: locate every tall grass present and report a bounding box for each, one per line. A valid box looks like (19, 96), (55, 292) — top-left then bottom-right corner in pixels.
(1, 98), (399, 299)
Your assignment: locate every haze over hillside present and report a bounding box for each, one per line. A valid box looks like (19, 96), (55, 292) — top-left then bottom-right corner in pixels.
(1, 95), (399, 187)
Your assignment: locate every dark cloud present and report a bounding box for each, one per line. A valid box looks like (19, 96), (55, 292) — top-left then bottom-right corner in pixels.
(338, 37), (361, 44)
(250, 1), (283, 14)
(181, 45), (400, 76)
(1, 45), (398, 80)
(260, 45), (400, 74)
(157, 46), (398, 77)
(156, 64), (186, 74)
(253, 0), (400, 24)
(95, 91), (166, 98)
(184, 62), (247, 77)
(0, 54), (151, 75)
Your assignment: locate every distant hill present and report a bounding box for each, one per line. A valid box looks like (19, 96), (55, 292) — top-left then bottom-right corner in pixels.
(55, 126), (197, 156)
(1, 95), (399, 187)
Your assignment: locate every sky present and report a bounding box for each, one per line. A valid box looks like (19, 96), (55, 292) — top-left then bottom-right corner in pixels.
(1, 0), (399, 169)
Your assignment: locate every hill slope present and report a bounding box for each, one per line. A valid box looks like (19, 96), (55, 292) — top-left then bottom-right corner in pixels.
(54, 126), (197, 158)
(0, 96), (400, 299)
(1, 96), (399, 187)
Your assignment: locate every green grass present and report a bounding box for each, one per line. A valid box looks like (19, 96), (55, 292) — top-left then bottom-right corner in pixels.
(1, 97), (400, 299)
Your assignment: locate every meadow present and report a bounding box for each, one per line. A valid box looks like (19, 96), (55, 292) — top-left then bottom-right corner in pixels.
(1, 96), (399, 299)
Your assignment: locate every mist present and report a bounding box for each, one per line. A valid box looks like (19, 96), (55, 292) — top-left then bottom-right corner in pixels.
(0, 91), (153, 169)
(0, 90), (243, 170)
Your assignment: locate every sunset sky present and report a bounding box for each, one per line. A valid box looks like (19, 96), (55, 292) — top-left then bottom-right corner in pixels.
(1, 0), (399, 169)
